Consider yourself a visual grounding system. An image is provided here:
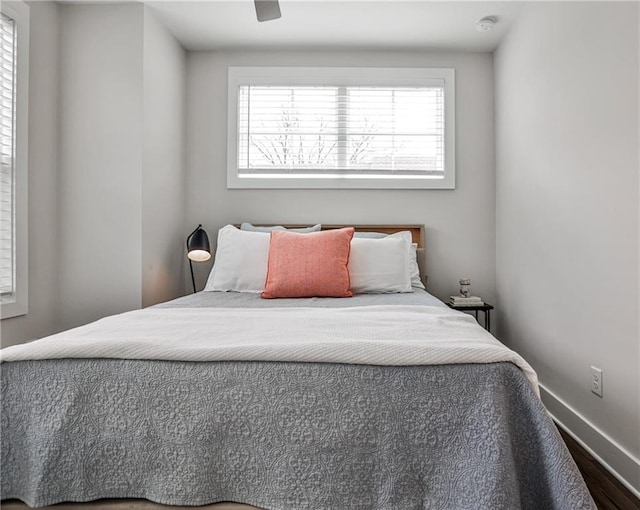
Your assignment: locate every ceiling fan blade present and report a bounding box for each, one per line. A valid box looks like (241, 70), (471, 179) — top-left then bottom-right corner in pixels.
(254, 0), (281, 22)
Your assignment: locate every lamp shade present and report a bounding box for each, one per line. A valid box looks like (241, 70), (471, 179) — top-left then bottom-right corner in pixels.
(187, 225), (211, 262)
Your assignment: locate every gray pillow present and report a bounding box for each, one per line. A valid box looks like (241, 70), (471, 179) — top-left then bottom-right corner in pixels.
(240, 223), (322, 233)
(353, 231), (388, 239)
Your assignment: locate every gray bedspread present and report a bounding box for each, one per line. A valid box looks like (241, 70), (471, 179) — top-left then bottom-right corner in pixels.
(154, 288), (447, 309)
(1, 291), (595, 509)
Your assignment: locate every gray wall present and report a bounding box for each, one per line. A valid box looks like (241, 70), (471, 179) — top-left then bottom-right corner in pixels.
(1, 1), (60, 346)
(495, 1), (639, 490)
(1, 3), (187, 345)
(57, 3), (188, 331)
(186, 50), (497, 304)
(142, 6), (187, 307)
(57, 3), (144, 331)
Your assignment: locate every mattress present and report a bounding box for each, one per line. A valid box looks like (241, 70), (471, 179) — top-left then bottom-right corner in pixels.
(0, 290), (595, 509)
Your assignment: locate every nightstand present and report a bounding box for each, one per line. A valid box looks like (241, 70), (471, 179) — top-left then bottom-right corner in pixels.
(446, 303), (494, 331)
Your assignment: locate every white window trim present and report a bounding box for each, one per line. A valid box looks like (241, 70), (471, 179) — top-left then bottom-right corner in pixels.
(1, 0), (29, 320)
(227, 66), (455, 190)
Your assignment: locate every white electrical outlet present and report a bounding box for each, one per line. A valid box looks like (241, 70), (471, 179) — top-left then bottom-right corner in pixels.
(591, 366), (603, 397)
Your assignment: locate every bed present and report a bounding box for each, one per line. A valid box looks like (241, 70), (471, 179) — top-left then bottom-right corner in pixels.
(0, 225), (595, 509)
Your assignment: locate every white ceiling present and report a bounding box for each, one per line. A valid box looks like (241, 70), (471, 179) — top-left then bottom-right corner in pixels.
(144, 1), (525, 52)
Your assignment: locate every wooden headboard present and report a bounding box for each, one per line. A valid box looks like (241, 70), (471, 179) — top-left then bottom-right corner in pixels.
(319, 225), (423, 249)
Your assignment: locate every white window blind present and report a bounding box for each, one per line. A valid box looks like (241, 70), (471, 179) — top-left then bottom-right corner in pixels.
(1, 0), (28, 319)
(228, 67), (455, 189)
(238, 86), (444, 176)
(0, 12), (16, 296)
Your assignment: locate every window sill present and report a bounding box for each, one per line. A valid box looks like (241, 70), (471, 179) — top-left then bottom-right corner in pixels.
(227, 174), (455, 190)
(1, 297), (28, 320)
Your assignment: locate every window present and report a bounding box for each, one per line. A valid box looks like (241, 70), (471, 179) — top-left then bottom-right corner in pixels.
(228, 67), (455, 189)
(1, 1), (29, 319)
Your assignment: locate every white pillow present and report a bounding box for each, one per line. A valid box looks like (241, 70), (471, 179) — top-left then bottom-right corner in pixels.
(353, 230), (425, 290)
(410, 243), (425, 290)
(204, 225), (270, 293)
(348, 231), (412, 294)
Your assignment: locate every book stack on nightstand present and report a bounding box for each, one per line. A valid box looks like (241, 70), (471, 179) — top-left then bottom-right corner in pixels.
(446, 298), (493, 331)
(448, 295), (484, 307)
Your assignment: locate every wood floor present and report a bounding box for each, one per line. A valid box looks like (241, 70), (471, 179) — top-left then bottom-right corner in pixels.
(558, 427), (640, 510)
(2, 429), (638, 510)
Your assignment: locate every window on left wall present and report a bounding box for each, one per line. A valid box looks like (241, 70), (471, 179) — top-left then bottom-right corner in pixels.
(1, 1), (29, 319)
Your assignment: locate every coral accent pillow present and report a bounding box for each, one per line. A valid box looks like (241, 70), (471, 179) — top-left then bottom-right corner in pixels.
(261, 228), (355, 298)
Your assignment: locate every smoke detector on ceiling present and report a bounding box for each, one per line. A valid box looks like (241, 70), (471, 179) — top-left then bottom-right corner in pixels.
(476, 16), (497, 32)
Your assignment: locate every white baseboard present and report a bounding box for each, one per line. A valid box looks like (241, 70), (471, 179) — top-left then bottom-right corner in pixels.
(539, 383), (640, 500)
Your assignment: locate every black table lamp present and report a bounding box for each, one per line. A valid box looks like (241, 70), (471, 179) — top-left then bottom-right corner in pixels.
(186, 224), (211, 293)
